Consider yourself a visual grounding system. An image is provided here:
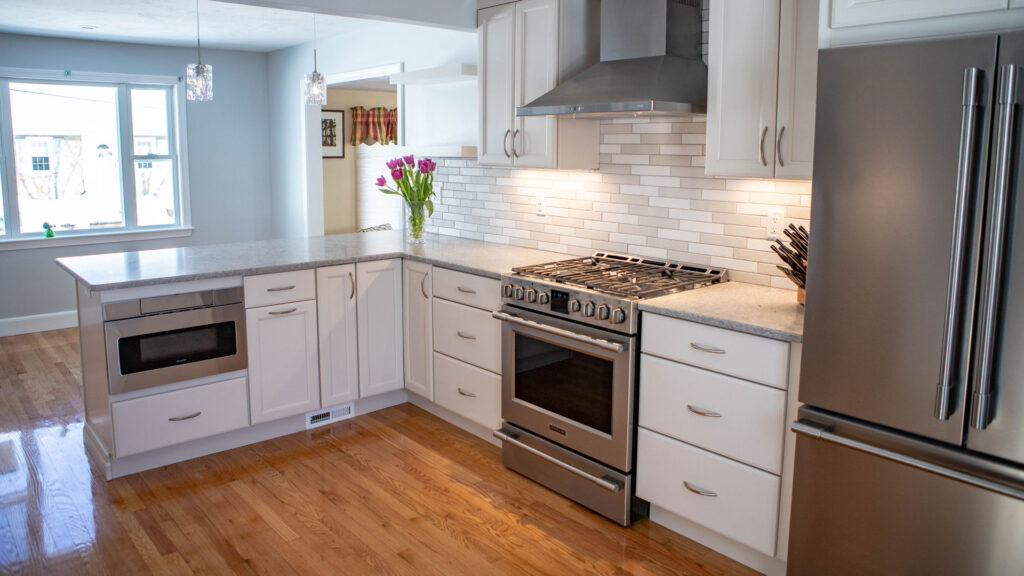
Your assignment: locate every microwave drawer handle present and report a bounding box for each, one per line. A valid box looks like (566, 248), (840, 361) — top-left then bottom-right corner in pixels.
(267, 285), (296, 292)
(492, 429), (622, 493)
(490, 311), (624, 353)
(168, 411), (202, 422)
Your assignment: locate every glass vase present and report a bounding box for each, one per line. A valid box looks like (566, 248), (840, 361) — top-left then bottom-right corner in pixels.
(407, 201), (426, 244)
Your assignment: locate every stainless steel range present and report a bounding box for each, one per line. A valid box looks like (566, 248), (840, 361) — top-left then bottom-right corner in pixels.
(491, 252), (725, 525)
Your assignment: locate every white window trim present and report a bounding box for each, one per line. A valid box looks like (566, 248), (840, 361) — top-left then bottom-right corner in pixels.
(0, 67), (192, 245)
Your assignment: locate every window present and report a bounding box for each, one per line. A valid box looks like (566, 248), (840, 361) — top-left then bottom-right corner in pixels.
(0, 72), (187, 242)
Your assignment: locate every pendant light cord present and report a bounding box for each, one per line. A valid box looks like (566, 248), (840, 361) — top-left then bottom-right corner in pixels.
(312, 14), (318, 73)
(195, 0), (202, 65)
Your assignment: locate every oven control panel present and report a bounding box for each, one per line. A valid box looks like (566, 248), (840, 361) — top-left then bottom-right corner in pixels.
(500, 275), (637, 334)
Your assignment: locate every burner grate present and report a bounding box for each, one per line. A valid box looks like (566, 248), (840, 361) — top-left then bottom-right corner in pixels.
(512, 252), (725, 299)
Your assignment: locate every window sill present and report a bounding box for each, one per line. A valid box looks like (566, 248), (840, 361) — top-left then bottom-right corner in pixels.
(0, 227), (194, 252)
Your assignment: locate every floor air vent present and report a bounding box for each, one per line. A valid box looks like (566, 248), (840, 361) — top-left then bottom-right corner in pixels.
(305, 402), (355, 429)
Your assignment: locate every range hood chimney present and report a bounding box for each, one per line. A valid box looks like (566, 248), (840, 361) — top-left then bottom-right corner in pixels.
(516, 0), (707, 118)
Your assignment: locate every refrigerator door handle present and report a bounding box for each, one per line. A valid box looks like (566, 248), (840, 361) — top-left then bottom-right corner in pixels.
(935, 67), (983, 421)
(792, 419), (1024, 500)
(972, 64), (1020, 431)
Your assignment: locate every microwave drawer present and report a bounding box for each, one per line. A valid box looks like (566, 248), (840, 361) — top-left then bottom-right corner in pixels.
(112, 376), (250, 457)
(432, 268), (501, 311)
(244, 269), (316, 308)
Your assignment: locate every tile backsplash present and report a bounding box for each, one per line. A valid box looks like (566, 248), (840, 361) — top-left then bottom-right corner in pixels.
(426, 116), (812, 290)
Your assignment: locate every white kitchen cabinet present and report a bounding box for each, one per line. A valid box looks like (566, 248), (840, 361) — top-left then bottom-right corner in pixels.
(403, 261), (433, 400)
(477, 0), (599, 169)
(317, 264), (360, 406)
(706, 0), (818, 180)
(356, 258), (405, 398)
(246, 299), (321, 424)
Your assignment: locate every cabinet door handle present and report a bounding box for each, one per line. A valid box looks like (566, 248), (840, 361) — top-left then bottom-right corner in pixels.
(457, 387), (477, 398)
(776, 125), (786, 167)
(421, 274), (429, 299)
(269, 307), (297, 315)
(456, 286), (477, 294)
(349, 272), (355, 300)
(457, 331), (477, 340)
(512, 129), (521, 158)
(689, 342), (726, 355)
(687, 404), (723, 418)
(267, 285), (295, 292)
(759, 126), (769, 166)
(683, 481), (718, 497)
(168, 411), (202, 422)
(503, 129), (511, 158)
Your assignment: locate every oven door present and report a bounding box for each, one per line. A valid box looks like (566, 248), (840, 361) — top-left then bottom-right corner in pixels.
(494, 306), (636, 472)
(104, 303), (247, 395)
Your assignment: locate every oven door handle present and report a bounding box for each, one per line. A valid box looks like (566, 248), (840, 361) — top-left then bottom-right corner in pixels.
(493, 429), (623, 493)
(490, 311), (625, 353)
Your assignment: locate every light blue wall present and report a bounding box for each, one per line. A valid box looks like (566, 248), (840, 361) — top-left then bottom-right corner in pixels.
(266, 20), (476, 238)
(0, 33), (274, 320)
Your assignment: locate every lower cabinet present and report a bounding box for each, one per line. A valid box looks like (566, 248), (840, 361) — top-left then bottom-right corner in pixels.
(317, 264), (360, 405)
(356, 258), (405, 398)
(403, 261), (433, 399)
(246, 299), (321, 424)
(112, 376), (250, 457)
(433, 352), (501, 430)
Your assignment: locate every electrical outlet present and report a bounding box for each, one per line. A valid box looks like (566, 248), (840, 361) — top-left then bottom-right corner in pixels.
(536, 197), (545, 216)
(766, 208), (786, 240)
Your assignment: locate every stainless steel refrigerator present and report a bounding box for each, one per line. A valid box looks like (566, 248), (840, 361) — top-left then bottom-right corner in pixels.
(790, 33), (1024, 575)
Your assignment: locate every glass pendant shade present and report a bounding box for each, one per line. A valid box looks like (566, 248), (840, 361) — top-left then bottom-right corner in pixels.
(186, 63), (213, 102)
(304, 69), (327, 105)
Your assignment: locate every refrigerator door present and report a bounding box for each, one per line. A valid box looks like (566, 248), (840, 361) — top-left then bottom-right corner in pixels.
(788, 408), (1024, 576)
(969, 32), (1024, 465)
(801, 36), (997, 444)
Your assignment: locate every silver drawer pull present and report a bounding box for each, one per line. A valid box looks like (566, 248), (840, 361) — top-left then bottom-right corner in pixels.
(267, 285), (295, 292)
(683, 481), (718, 497)
(687, 404), (722, 418)
(457, 286), (477, 294)
(690, 342), (726, 355)
(457, 331), (477, 340)
(457, 387), (477, 398)
(168, 411), (201, 422)
(269, 307), (297, 315)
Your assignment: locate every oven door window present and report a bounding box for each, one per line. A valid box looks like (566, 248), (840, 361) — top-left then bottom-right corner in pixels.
(117, 321), (237, 375)
(514, 333), (614, 434)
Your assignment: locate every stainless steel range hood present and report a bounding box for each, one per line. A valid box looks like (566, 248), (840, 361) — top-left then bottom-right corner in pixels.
(516, 0), (707, 118)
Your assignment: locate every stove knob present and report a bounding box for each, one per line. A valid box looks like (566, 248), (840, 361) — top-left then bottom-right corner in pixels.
(526, 289), (537, 303)
(538, 292), (550, 305)
(597, 304), (610, 321)
(503, 284), (514, 298)
(514, 286), (525, 300)
(583, 301), (596, 317)
(568, 299), (581, 313)
(611, 308), (626, 324)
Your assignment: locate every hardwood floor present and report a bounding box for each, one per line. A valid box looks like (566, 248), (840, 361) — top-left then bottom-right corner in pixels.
(0, 328), (761, 575)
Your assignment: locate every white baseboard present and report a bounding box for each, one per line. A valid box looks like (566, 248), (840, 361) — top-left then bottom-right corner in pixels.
(0, 310), (77, 337)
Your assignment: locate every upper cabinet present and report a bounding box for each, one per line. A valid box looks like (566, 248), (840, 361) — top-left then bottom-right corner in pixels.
(819, 0), (1024, 47)
(478, 0), (600, 169)
(706, 0), (818, 180)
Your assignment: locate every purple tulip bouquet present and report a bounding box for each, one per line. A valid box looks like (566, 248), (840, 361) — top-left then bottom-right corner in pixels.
(376, 155), (438, 243)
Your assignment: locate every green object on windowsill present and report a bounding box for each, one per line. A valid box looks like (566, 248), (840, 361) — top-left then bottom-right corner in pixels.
(43, 222), (55, 238)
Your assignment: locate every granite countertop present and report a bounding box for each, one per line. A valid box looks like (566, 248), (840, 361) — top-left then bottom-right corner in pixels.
(640, 281), (805, 342)
(56, 230), (567, 291)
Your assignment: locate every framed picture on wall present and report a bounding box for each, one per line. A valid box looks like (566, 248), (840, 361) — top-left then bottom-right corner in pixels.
(322, 110), (345, 158)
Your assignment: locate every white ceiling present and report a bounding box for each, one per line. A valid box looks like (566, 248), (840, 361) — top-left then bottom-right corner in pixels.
(0, 0), (369, 52)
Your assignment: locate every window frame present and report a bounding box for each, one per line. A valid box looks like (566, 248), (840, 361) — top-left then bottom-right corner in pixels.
(0, 67), (192, 248)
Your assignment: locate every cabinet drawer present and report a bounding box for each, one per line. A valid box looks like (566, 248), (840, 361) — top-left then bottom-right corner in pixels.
(639, 354), (786, 473)
(432, 298), (502, 373)
(112, 376), (249, 457)
(244, 269), (316, 308)
(432, 267), (501, 311)
(637, 428), (780, 556)
(641, 314), (789, 389)
(434, 352), (501, 430)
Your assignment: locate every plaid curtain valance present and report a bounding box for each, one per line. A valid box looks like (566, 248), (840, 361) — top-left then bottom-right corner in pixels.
(349, 106), (398, 146)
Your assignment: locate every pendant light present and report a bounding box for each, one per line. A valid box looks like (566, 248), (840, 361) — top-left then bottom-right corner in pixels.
(186, 0), (213, 102)
(303, 14), (327, 105)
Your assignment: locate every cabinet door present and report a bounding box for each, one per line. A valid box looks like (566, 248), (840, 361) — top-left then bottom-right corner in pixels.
(706, 0), (781, 178)
(403, 261), (433, 399)
(317, 265), (359, 406)
(247, 300), (320, 424)
(774, 0), (818, 180)
(513, 0), (559, 168)
(478, 3), (516, 167)
(357, 259), (405, 397)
